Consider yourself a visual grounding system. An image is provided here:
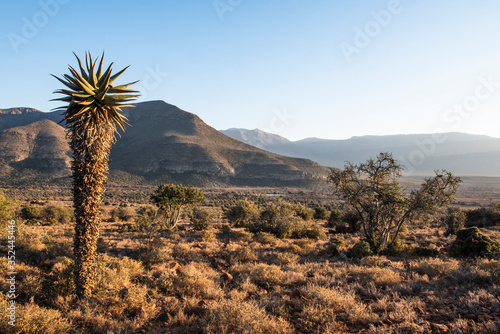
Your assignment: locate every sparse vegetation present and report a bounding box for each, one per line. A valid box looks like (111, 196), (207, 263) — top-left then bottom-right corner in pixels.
(1, 175), (500, 333)
(150, 183), (205, 230)
(328, 152), (461, 251)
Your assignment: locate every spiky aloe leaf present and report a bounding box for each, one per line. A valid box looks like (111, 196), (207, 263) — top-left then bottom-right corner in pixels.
(51, 51), (140, 135)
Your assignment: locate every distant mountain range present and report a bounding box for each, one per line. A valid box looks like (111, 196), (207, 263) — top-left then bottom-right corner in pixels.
(221, 128), (500, 177)
(0, 101), (328, 187)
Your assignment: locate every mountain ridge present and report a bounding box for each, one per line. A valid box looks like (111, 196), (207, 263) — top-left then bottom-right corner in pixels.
(221, 128), (500, 176)
(0, 101), (328, 187)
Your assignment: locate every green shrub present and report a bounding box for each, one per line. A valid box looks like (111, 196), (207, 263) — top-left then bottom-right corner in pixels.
(326, 209), (343, 227)
(349, 241), (373, 258)
(191, 207), (215, 231)
(0, 193), (15, 223)
(326, 237), (346, 256)
(449, 227), (500, 258)
(443, 207), (466, 235)
(406, 246), (439, 257)
(224, 200), (260, 227)
(250, 202), (324, 239)
(40, 205), (74, 225)
(313, 207), (328, 220)
(20, 205), (42, 223)
(465, 205), (500, 227)
(293, 203), (314, 221)
(343, 211), (362, 233)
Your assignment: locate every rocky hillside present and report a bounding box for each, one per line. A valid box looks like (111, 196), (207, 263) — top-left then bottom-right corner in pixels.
(0, 101), (329, 187)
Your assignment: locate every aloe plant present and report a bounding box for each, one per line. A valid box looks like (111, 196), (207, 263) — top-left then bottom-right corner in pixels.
(52, 51), (139, 298)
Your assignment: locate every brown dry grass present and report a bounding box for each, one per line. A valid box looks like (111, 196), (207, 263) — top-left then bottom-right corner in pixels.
(1, 195), (500, 333)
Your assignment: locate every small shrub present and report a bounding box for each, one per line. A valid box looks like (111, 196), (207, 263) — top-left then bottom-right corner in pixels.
(326, 208), (343, 227)
(40, 205), (74, 225)
(349, 241), (373, 258)
(231, 247), (258, 263)
(351, 266), (402, 286)
(250, 202), (324, 239)
(406, 246), (439, 257)
(326, 237), (346, 256)
(343, 211), (362, 233)
(449, 227), (500, 258)
(293, 203), (314, 221)
(111, 206), (134, 222)
(191, 207), (215, 231)
(443, 207), (466, 235)
(360, 255), (387, 268)
(273, 252), (300, 265)
(19, 205), (42, 223)
(225, 200), (260, 226)
(237, 263), (285, 288)
(412, 258), (459, 278)
(194, 229), (217, 242)
(230, 230), (254, 243)
(0, 294), (71, 334)
(254, 232), (277, 245)
(313, 207), (328, 220)
(202, 299), (293, 334)
(465, 205), (500, 227)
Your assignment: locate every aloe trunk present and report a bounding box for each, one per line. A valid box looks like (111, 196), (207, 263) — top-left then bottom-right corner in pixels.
(52, 51), (139, 298)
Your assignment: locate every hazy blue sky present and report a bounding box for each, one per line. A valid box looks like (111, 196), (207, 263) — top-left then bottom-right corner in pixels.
(2, 0), (500, 140)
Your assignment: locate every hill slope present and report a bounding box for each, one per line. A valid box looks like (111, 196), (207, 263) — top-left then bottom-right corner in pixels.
(0, 101), (328, 187)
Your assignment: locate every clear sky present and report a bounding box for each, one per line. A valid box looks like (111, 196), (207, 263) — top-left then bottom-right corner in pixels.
(1, 0), (500, 140)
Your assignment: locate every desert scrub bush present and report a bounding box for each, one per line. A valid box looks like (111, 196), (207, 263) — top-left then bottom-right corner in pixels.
(230, 229), (254, 243)
(287, 239), (316, 256)
(224, 199), (260, 226)
(313, 206), (328, 220)
(465, 204), (500, 227)
(350, 266), (402, 286)
(48, 257), (76, 296)
(326, 208), (343, 227)
(133, 205), (158, 231)
(349, 240), (373, 258)
(300, 283), (377, 330)
(253, 232), (277, 245)
(303, 283), (357, 312)
(360, 255), (389, 268)
(172, 243), (199, 263)
(405, 245), (439, 257)
(292, 203), (314, 221)
(272, 251), (300, 265)
(19, 205), (43, 223)
(193, 229), (217, 242)
(40, 205), (74, 225)
(326, 237), (346, 256)
(250, 202), (325, 239)
(449, 227), (500, 257)
(342, 211), (362, 233)
(235, 263), (285, 288)
(95, 254), (143, 293)
(250, 202), (302, 238)
(109, 206), (135, 222)
(0, 192), (15, 223)
(165, 262), (222, 299)
(202, 299), (293, 334)
(190, 207), (216, 230)
(231, 247), (258, 263)
(443, 206), (466, 235)
(0, 294), (71, 334)
(412, 257), (459, 278)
